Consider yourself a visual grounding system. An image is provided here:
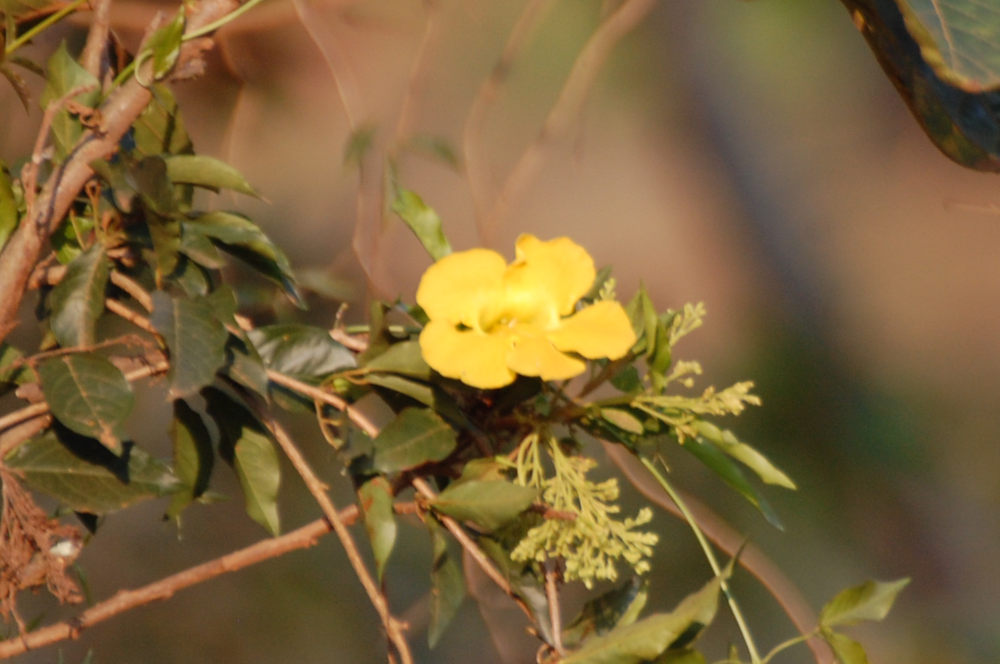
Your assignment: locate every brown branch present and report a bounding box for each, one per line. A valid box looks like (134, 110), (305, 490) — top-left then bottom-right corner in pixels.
(261, 414), (414, 664)
(80, 0), (112, 79)
(478, 0), (656, 242)
(110, 271), (154, 312)
(601, 441), (834, 664)
(0, 0), (239, 346)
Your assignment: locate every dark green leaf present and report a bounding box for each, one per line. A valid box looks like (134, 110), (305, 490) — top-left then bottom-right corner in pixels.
(477, 537), (553, 644)
(695, 421), (795, 489)
(185, 211), (301, 304)
(563, 577), (648, 648)
(48, 244), (109, 348)
(38, 353), (134, 452)
(358, 476), (396, 581)
(363, 340), (431, 379)
(610, 365), (641, 393)
(224, 334), (270, 398)
(561, 574), (723, 664)
(427, 517), (464, 647)
(364, 373), (468, 427)
(166, 399), (215, 519)
(431, 480), (537, 532)
(204, 388), (281, 535)
(819, 578), (910, 628)
(371, 407), (457, 473)
(4, 429), (180, 513)
(248, 324), (355, 379)
(133, 84), (193, 157)
(133, 156), (178, 215)
(151, 291), (228, 399)
(680, 438), (784, 530)
(822, 629), (870, 664)
(165, 154), (258, 197)
(0, 162), (17, 251)
(391, 189), (452, 261)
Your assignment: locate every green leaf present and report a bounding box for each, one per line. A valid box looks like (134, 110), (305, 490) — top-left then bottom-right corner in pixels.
(133, 84), (193, 157)
(427, 517), (464, 647)
(371, 407), (457, 473)
(364, 373), (467, 427)
(431, 480), (537, 532)
(151, 292), (228, 399)
(165, 154), (259, 197)
(224, 334), (270, 398)
(185, 211), (301, 304)
(363, 340), (431, 379)
(166, 399), (215, 519)
(561, 574), (723, 664)
(894, 0), (1000, 91)
(822, 629), (870, 664)
(695, 421), (795, 490)
(0, 162), (17, 251)
(390, 189), (451, 261)
(38, 353), (134, 452)
(358, 476), (396, 581)
(600, 408), (644, 435)
(204, 388), (281, 535)
(134, 155), (178, 215)
(41, 42), (99, 156)
(652, 650), (707, 664)
(4, 429), (180, 513)
(680, 437), (784, 530)
(0, 342), (33, 389)
(819, 578), (910, 628)
(145, 8), (185, 80)
(563, 577), (649, 648)
(248, 324), (355, 379)
(48, 244), (109, 348)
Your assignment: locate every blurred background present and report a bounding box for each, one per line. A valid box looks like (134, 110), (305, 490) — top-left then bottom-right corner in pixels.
(3, 0), (1000, 661)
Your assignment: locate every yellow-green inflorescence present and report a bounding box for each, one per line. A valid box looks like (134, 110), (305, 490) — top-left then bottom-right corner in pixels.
(504, 431), (658, 589)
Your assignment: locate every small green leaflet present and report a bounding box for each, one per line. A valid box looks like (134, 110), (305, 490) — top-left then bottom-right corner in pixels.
(358, 476), (396, 581)
(431, 480), (537, 532)
(204, 388), (281, 535)
(144, 8), (185, 81)
(41, 42), (99, 156)
(0, 162), (17, 252)
(391, 189), (452, 261)
(819, 578), (910, 628)
(371, 407), (457, 474)
(48, 244), (110, 348)
(38, 353), (134, 452)
(822, 629), (869, 664)
(695, 421), (795, 489)
(165, 154), (259, 197)
(151, 291), (228, 399)
(4, 430), (180, 513)
(166, 399), (215, 520)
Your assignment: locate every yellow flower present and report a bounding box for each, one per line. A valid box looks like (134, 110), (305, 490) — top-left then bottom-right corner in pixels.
(416, 234), (636, 388)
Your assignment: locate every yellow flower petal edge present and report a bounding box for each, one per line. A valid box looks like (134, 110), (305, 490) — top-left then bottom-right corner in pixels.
(416, 234), (636, 389)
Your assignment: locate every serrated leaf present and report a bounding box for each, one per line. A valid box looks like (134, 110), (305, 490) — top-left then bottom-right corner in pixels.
(358, 476), (396, 581)
(0, 161), (17, 251)
(41, 42), (99, 157)
(165, 154), (259, 197)
(391, 189), (451, 261)
(204, 388), (281, 535)
(38, 353), (134, 452)
(822, 629), (870, 664)
(185, 211), (301, 304)
(561, 574), (723, 664)
(431, 480), (537, 532)
(695, 421), (795, 490)
(48, 244), (109, 348)
(820, 578), (910, 628)
(4, 429), (180, 513)
(427, 517), (464, 647)
(151, 291), (228, 399)
(166, 399), (214, 519)
(363, 340), (431, 379)
(371, 407), (457, 473)
(248, 324), (355, 379)
(563, 577), (649, 648)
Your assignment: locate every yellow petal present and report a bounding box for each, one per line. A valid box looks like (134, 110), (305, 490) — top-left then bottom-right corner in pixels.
(507, 333), (586, 381)
(419, 320), (516, 388)
(511, 235), (595, 316)
(547, 301), (636, 359)
(416, 249), (507, 328)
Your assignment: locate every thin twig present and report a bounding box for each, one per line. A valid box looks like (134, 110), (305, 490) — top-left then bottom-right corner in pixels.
(479, 0), (656, 241)
(105, 299), (159, 334)
(110, 271), (154, 312)
(261, 414), (414, 664)
(544, 561), (564, 655)
(80, 0), (112, 79)
(463, 0), (555, 233)
(265, 369), (380, 438)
